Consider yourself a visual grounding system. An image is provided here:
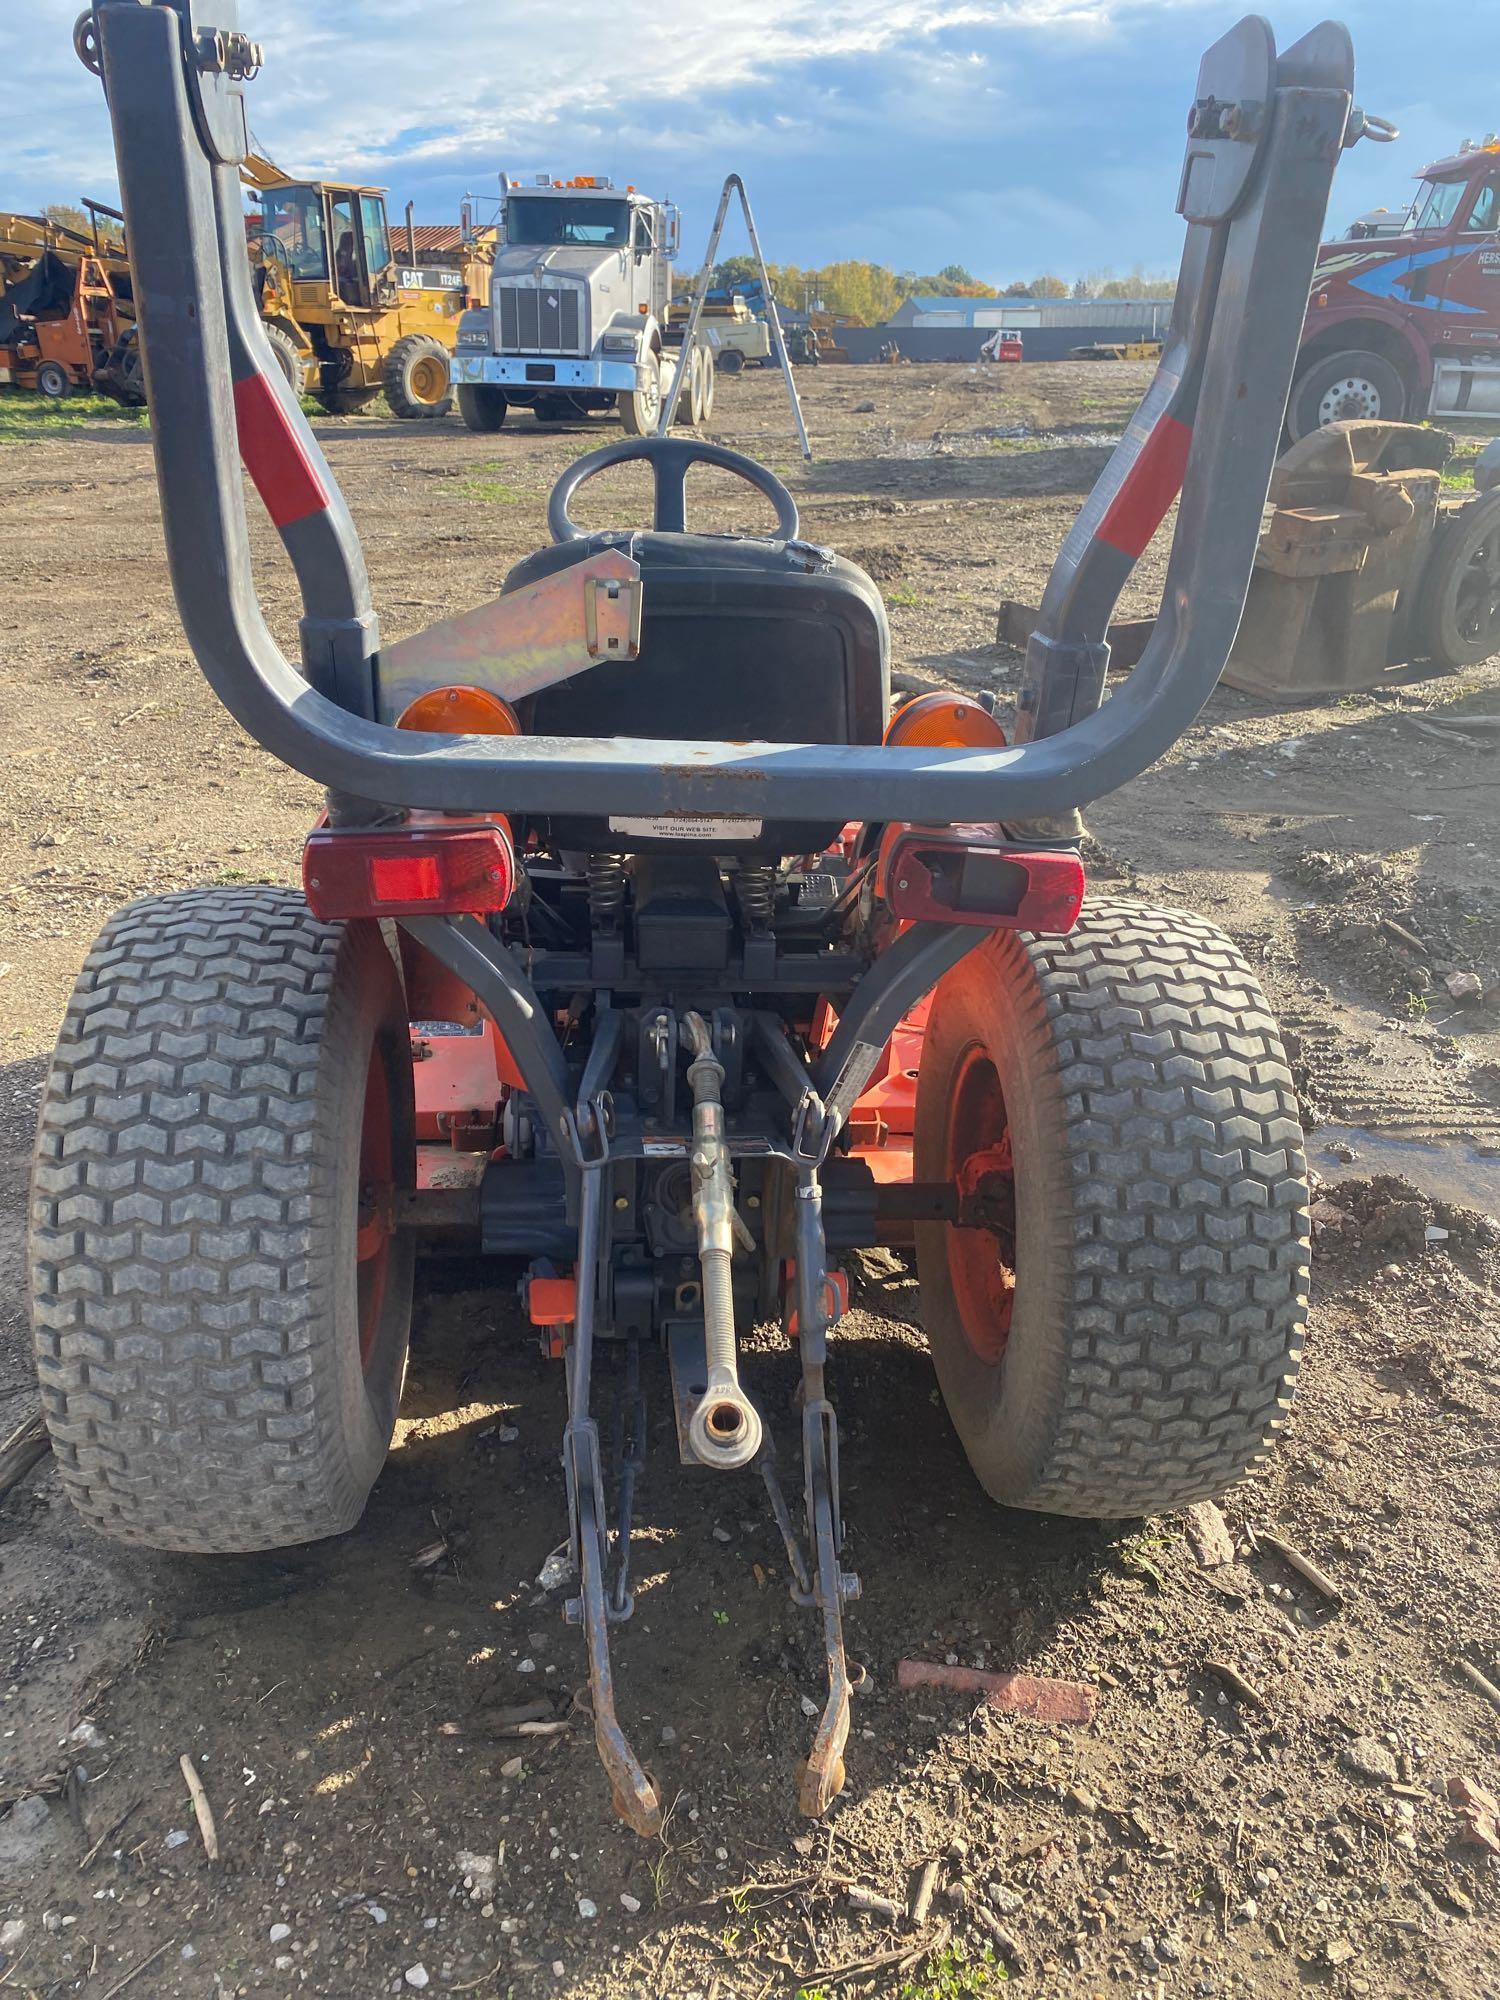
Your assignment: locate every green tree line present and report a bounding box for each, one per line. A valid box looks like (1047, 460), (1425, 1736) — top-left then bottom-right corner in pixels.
(40, 203), (124, 247)
(696, 255), (1174, 325)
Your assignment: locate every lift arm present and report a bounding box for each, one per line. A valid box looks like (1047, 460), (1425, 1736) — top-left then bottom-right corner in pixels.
(86, 0), (1361, 826)
(238, 148), (291, 191)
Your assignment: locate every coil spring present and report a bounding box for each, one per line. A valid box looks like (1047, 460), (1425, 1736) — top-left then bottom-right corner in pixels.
(736, 864), (777, 931)
(587, 853), (627, 925)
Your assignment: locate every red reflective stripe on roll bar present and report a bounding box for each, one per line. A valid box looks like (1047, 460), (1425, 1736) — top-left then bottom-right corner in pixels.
(232, 372), (329, 528)
(1096, 415), (1192, 559)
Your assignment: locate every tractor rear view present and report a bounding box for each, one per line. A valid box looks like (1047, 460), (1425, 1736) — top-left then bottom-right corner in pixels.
(45, 1), (1379, 1837)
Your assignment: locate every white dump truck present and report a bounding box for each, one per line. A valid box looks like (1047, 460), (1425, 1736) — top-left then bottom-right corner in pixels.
(454, 174), (711, 432)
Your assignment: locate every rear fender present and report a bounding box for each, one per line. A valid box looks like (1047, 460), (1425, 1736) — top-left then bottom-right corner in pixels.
(1298, 311), (1430, 394)
(398, 927), (526, 1128)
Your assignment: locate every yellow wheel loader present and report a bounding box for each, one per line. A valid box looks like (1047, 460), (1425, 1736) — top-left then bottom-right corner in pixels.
(243, 153), (489, 418)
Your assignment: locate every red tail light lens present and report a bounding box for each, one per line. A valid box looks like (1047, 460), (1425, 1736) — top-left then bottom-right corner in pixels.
(303, 823), (516, 920)
(883, 830), (1084, 934)
(368, 853), (443, 903)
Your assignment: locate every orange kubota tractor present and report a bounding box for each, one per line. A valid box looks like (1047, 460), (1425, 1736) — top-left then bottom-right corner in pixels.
(44, 2), (1380, 1837)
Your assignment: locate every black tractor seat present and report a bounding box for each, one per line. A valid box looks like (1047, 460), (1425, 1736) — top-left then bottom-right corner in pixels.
(506, 524), (890, 857)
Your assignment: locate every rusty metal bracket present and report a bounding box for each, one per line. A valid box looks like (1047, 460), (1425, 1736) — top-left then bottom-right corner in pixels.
(376, 548), (643, 722)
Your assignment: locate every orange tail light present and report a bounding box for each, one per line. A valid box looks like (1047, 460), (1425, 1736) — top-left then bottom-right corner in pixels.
(395, 686), (520, 844)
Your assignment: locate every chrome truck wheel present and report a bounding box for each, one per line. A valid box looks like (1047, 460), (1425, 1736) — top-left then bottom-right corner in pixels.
(1288, 348), (1407, 440)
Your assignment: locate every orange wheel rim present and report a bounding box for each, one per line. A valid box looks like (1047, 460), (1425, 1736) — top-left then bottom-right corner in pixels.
(356, 1043), (394, 1372)
(945, 1046), (1016, 1364)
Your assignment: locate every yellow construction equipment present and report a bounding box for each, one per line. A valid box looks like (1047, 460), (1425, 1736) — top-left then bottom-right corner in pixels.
(809, 311), (855, 363)
(242, 151), (492, 417)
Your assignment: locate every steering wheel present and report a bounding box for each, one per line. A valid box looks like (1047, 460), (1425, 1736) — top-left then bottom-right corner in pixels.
(547, 434), (800, 545)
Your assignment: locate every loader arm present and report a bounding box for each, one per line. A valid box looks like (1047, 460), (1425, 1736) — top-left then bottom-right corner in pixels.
(238, 148), (292, 191)
(88, 0), (1357, 825)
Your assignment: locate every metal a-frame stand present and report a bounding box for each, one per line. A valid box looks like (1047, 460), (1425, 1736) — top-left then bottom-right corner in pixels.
(658, 173), (812, 461)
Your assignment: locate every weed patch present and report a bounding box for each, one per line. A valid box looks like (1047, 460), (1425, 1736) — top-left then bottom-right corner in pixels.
(0, 392), (148, 439)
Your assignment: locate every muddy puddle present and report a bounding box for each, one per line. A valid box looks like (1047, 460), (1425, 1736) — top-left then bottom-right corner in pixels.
(1313, 1121), (1500, 1216)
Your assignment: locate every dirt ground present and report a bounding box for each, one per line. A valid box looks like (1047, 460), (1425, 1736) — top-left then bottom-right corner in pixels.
(1, 362), (1497, 2000)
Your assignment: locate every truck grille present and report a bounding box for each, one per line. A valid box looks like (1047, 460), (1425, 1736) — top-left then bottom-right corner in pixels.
(495, 282), (585, 356)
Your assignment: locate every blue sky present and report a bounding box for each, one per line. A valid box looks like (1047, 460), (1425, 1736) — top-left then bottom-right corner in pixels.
(3, 2), (1490, 287)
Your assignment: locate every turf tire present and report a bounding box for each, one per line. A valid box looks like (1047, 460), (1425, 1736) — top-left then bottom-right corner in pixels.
(913, 900), (1309, 1517)
(29, 888), (416, 1553)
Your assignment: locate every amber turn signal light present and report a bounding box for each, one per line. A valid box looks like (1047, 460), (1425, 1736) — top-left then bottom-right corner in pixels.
(395, 685), (521, 735)
(883, 692), (1008, 749)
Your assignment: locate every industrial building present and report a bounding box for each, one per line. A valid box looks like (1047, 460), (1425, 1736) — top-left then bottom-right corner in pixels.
(850, 295), (1170, 363)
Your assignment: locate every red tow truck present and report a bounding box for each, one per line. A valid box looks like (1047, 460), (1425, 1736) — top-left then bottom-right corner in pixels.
(1291, 137), (1500, 438)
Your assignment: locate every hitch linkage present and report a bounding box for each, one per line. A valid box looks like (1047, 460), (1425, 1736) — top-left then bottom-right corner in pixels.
(558, 1094), (662, 1838)
(787, 1091), (860, 1817)
(555, 1055), (862, 1829)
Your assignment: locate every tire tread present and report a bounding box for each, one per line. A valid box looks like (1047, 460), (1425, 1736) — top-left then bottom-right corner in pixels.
(1024, 903), (1307, 1512)
(29, 888), (391, 1552)
(922, 900), (1309, 1517)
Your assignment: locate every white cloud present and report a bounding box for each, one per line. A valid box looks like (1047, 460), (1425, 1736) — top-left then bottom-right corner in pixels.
(0, 0), (1207, 274)
(245, 0), (1115, 174)
(1, 0), (1171, 189)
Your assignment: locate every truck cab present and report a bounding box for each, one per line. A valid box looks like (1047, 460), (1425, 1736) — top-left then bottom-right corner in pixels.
(1292, 137), (1500, 437)
(454, 175), (681, 434)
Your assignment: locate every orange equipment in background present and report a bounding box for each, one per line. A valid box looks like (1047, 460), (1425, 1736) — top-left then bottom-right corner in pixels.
(0, 205), (140, 401)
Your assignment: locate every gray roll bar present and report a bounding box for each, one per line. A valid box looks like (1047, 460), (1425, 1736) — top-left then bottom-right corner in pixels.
(88, 1), (1358, 824)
